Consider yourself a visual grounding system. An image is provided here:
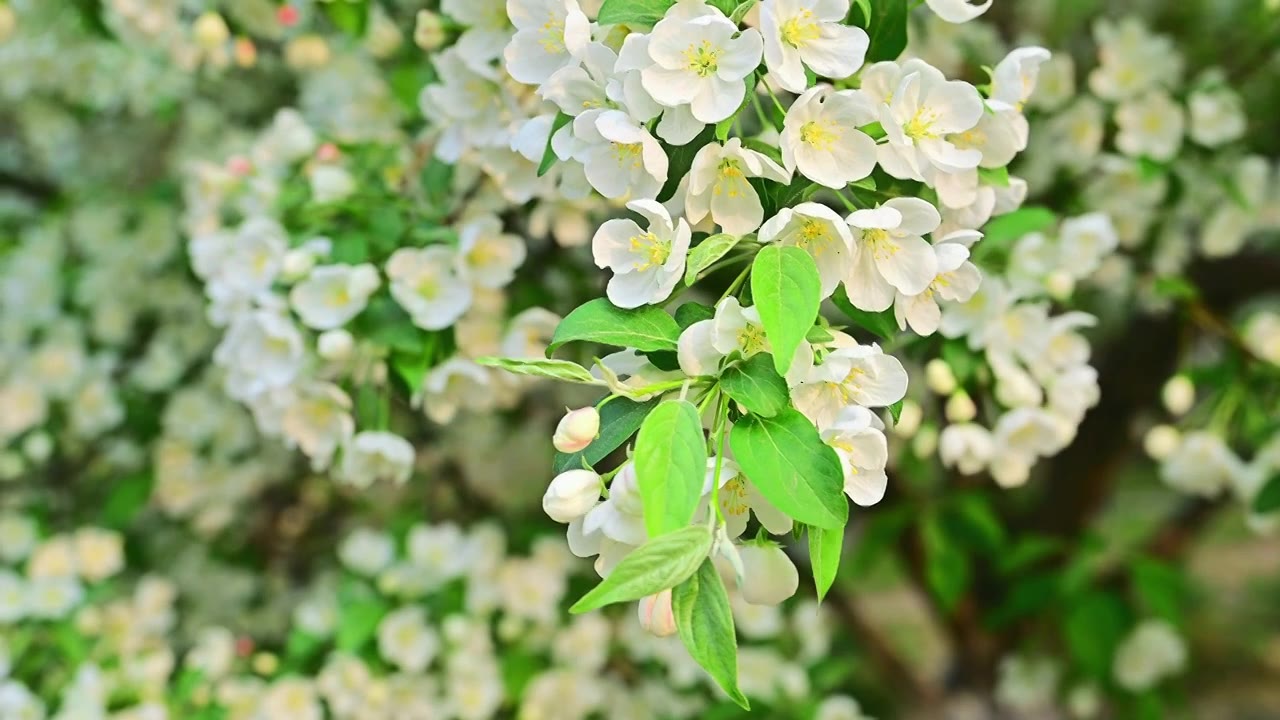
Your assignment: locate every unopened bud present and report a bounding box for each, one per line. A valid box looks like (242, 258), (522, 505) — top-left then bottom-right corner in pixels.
(890, 399), (922, 438)
(925, 359), (957, 395)
(1161, 375), (1195, 416)
(738, 543), (799, 606)
(638, 590), (677, 637)
(250, 652), (278, 676)
(21, 432), (52, 464)
(945, 391), (977, 423)
(1045, 269), (1075, 301)
(225, 155), (253, 177)
(315, 142), (341, 163)
(542, 469), (600, 523)
(912, 424), (938, 459)
(233, 37), (257, 68)
(317, 329), (354, 362)
(1143, 424), (1181, 461)
(281, 248), (316, 280)
(192, 12), (229, 50)
(276, 4), (300, 27)
(552, 406), (600, 453)
(414, 10), (446, 51)
(285, 35), (330, 70)
(0, 5), (16, 43)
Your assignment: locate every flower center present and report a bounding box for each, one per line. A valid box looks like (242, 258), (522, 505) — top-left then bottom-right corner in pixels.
(613, 142), (643, 168)
(539, 14), (566, 54)
(799, 120), (839, 150)
(714, 158), (747, 198)
(721, 476), (749, 516)
(795, 219), (829, 250)
(684, 40), (720, 77)
(781, 11), (820, 47)
(903, 109), (939, 140)
(629, 232), (671, 271)
(863, 228), (900, 261)
(738, 323), (767, 355)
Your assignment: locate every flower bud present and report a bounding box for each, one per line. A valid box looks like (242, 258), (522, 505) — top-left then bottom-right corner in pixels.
(192, 12), (229, 50)
(542, 469), (600, 523)
(912, 424), (938, 459)
(638, 590), (677, 637)
(925, 359), (957, 395)
(890, 399), (922, 438)
(738, 544), (798, 606)
(233, 37), (257, 68)
(414, 10), (446, 51)
(285, 35), (330, 70)
(317, 329), (354, 362)
(1161, 375), (1195, 416)
(0, 5), (16, 43)
(1143, 424), (1181, 461)
(945, 391), (977, 423)
(552, 406), (599, 453)
(21, 432), (52, 464)
(281, 248), (316, 281)
(276, 4), (300, 27)
(1045, 269), (1075, 301)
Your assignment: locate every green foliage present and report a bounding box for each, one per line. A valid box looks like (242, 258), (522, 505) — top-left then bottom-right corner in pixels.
(675, 301), (716, 329)
(720, 354), (790, 417)
(921, 512), (971, 611)
(831, 286), (898, 340)
(1065, 591), (1130, 680)
(336, 594), (389, 652)
(751, 245), (821, 375)
(860, 0), (909, 62)
(324, 1), (370, 37)
(808, 524), (845, 601)
(100, 472), (153, 530)
(730, 409), (848, 530)
(976, 206), (1057, 251)
(673, 560), (749, 709)
(570, 526), (713, 613)
(475, 356), (597, 384)
(659, 126), (716, 202)
(538, 112), (572, 177)
(685, 233), (744, 285)
(635, 400), (708, 537)
(1253, 473), (1280, 514)
(554, 397), (661, 473)
(596, 0), (676, 26)
(548, 299), (682, 354)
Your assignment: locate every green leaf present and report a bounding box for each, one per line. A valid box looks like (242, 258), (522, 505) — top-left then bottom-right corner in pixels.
(538, 112), (572, 177)
(980, 206), (1056, 247)
(808, 524), (844, 601)
(886, 399), (904, 425)
(475, 356), (599, 384)
(751, 245), (821, 375)
(707, 0), (739, 14)
(721, 354), (790, 417)
(751, 177), (817, 218)
(554, 397), (661, 473)
(325, 0), (369, 35)
(730, 409), (848, 529)
(942, 341), (979, 385)
(862, 0), (908, 62)
(921, 514), (970, 610)
(570, 526), (713, 613)
(685, 233), (744, 285)
(548, 299), (682, 355)
(336, 597), (388, 652)
(1064, 591), (1129, 679)
(1253, 473), (1280, 514)
(851, 0), (872, 24)
(831, 285), (898, 340)
(1152, 275), (1200, 301)
(597, 0), (675, 25)
(1131, 558), (1187, 623)
(977, 166), (1010, 187)
(635, 400), (708, 537)
(948, 493), (1005, 553)
(659, 126), (716, 202)
(729, 0), (757, 23)
(675, 302), (716, 329)
(100, 472), (153, 530)
(672, 560), (749, 709)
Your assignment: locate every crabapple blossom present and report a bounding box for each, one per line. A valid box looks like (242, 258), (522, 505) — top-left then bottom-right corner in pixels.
(288, 263), (381, 330)
(552, 407), (600, 453)
(543, 469), (602, 523)
(780, 86), (878, 190)
(759, 202), (854, 296)
(844, 198), (942, 312)
(686, 138), (791, 235)
(592, 199), (691, 308)
(760, 0), (869, 93)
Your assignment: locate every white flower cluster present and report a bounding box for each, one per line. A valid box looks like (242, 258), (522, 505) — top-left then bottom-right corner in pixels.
(931, 213), (1115, 487)
(184, 102), (562, 484)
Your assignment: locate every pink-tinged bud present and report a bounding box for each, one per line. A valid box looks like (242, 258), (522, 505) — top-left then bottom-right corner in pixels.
(552, 407), (599, 453)
(638, 590), (677, 637)
(233, 37), (257, 68)
(315, 142), (341, 163)
(225, 155), (252, 176)
(542, 469), (600, 523)
(277, 5), (300, 27)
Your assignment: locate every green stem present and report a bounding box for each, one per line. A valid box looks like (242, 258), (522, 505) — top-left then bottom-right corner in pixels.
(709, 392), (730, 526)
(720, 265), (752, 303)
